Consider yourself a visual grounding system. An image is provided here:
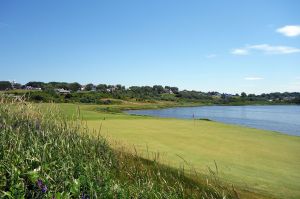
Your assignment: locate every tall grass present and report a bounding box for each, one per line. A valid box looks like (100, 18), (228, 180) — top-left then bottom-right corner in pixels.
(0, 97), (237, 198)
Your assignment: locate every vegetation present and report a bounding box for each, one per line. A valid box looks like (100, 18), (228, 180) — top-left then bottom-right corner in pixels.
(1, 81), (300, 105)
(43, 102), (300, 199)
(0, 97), (237, 198)
(0, 81), (12, 91)
(1, 82), (300, 198)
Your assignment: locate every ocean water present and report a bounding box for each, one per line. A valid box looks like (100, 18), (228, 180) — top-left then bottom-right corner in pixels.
(126, 105), (300, 136)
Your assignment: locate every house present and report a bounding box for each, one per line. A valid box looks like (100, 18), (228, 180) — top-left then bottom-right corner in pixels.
(25, 86), (42, 90)
(106, 86), (117, 93)
(55, 88), (71, 94)
(163, 88), (173, 94)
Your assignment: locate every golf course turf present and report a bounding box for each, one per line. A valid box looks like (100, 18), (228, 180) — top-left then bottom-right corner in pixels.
(44, 103), (300, 199)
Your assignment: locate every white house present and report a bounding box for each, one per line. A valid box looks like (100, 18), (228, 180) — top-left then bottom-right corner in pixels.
(55, 88), (71, 94)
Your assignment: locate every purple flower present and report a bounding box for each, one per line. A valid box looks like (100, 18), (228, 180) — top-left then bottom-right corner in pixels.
(37, 179), (43, 188)
(81, 193), (90, 199)
(36, 179), (47, 193)
(42, 185), (48, 193)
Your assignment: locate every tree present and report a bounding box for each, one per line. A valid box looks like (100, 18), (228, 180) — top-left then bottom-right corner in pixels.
(153, 85), (164, 94)
(69, 82), (81, 92)
(221, 93), (227, 100)
(48, 82), (69, 90)
(13, 83), (22, 89)
(96, 84), (108, 92)
(241, 92), (247, 98)
(294, 97), (300, 104)
(170, 87), (179, 94)
(26, 81), (45, 89)
(0, 81), (12, 90)
(116, 84), (125, 91)
(85, 84), (94, 91)
(248, 94), (256, 101)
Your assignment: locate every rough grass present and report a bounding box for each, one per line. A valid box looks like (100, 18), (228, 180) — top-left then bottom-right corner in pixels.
(0, 98), (236, 198)
(51, 103), (300, 199)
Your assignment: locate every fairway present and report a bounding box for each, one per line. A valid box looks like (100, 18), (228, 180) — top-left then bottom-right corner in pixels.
(58, 103), (300, 198)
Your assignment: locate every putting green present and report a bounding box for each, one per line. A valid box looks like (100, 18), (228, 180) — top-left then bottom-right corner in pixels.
(54, 103), (300, 198)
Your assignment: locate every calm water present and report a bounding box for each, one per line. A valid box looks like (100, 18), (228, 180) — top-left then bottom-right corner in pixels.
(126, 105), (300, 136)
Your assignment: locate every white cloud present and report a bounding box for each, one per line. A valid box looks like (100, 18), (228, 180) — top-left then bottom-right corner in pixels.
(276, 25), (300, 37)
(231, 48), (249, 55)
(206, 54), (217, 58)
(244, 77), (264, 81)
(231, 44), (300, 55)
(249, 44), (300, 54)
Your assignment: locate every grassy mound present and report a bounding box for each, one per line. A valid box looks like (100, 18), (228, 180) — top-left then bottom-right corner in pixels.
(0, 98), (236, 198)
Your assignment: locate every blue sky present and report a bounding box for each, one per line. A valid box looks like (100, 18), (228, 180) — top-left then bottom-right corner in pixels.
(0, 0), (299, 94)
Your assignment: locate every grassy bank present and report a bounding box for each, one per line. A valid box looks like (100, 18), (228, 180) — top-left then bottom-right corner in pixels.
(0, 99), (236, 198)
(50, 102), (300, 199)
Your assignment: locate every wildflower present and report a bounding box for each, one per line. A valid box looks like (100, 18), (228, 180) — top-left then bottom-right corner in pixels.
(42, 185), (48, 193)
(37, 179), (43, 188)
(81, 193), (90, 199)
(36, 179), (48, 193)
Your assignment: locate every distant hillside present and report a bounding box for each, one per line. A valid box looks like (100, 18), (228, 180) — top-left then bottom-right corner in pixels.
(1, 80), (300, 105)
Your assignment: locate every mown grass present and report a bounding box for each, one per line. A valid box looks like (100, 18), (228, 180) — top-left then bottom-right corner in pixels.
(0, 98), (237, 198)
(94, 119), (300, 199)
(49, 103), (300, 199)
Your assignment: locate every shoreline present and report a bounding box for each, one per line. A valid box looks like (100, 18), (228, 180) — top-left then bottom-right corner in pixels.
(124, 105), (300, 137)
